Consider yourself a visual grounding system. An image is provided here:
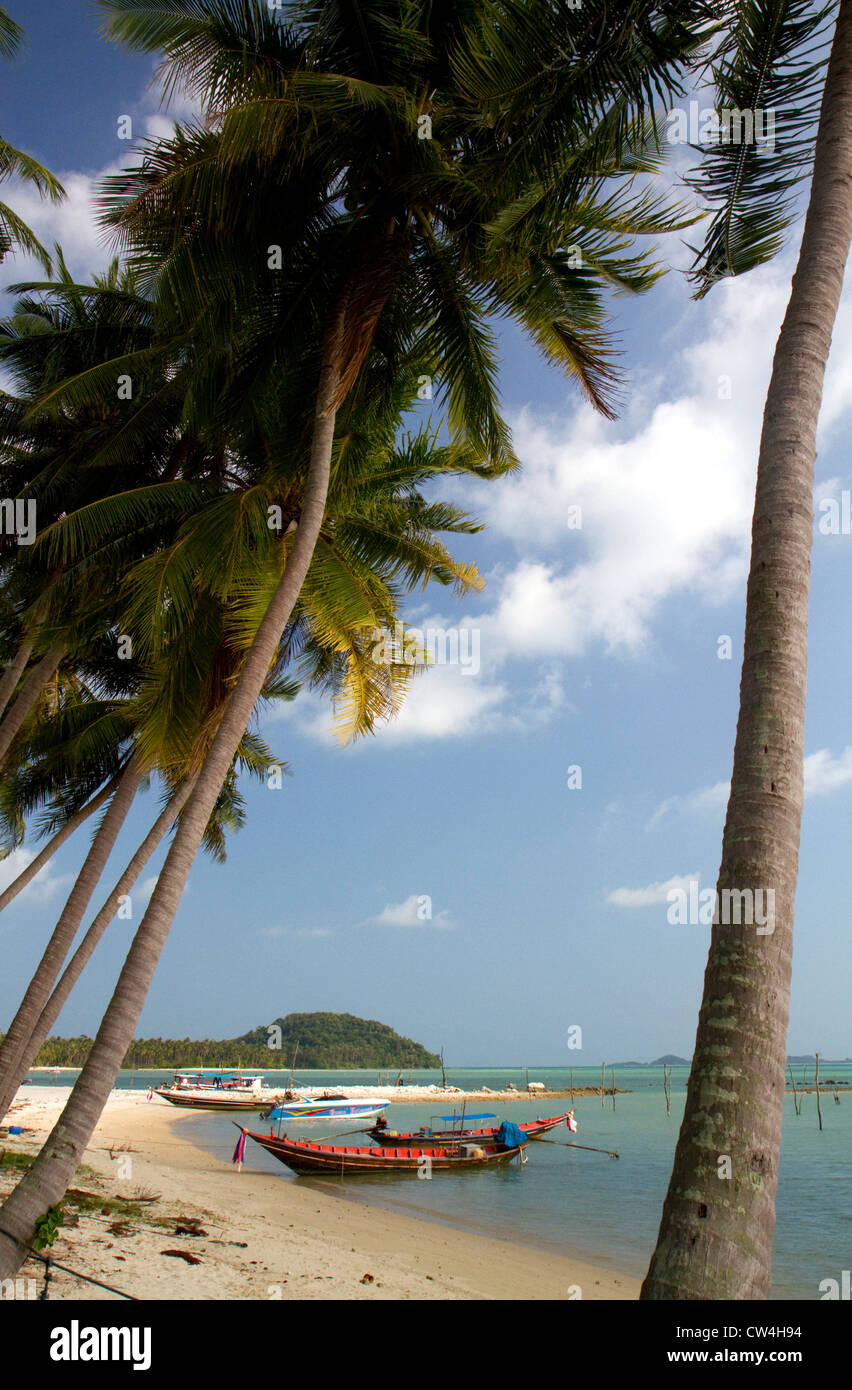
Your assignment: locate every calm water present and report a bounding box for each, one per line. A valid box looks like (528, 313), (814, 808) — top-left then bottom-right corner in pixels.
(24, 1064), (852, 1298)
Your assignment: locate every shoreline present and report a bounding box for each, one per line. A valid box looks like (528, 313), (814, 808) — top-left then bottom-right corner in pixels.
(24, 1074), (627, 1102)
(3, 1085), (638, 1301)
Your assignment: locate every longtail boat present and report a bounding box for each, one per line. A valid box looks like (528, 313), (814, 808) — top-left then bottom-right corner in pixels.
(154, 1073), (273, 1110)
(235, 1125), (527, 1175)
(367, 1110), (575, 1148)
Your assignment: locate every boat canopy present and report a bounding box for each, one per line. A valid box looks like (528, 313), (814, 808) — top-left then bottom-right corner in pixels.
(435, 1112), (497, 1121)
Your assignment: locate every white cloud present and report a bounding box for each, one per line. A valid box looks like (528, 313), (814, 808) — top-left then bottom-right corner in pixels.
(607, 873), (700, 908)
(1, 75), (203, 291)
(361, 894), (456, 930)
(136, 875), (159, 905)
(803, 747), (852, 797)
(0, 848), (71, 911)
(2, 167), (124, 286)
(270, 259), (852, 746)
(647, 779), (730, 830)
(649, 747), (852, 829)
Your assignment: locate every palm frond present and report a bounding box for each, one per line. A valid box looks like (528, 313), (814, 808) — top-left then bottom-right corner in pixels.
(685, 0), (838, 296)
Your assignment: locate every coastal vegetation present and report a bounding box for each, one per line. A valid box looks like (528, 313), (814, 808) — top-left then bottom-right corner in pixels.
(10, 1012), (440, 1069)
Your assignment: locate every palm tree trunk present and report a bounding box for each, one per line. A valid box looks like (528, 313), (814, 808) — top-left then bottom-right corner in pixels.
(7, 778), (196, 1091)
(0, 755), (144, 1120)
(0, 642), (64, 771)
(0, 633), (35, 721)
(0, 308), (346, 1280)
(0, 777), (118, 915)
(642, 0), (852, 1301)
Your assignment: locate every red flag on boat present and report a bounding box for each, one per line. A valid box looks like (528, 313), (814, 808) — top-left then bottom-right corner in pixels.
(232, 1130), (247, 1167)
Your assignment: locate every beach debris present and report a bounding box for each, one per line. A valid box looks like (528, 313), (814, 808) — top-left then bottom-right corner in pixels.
(108, 1221), (135, 1237)
(174, 1217), (208, 1238)
(116, 1189), (160, 1203)
(161, 1249), (203, 1265)
(360, 1273), (375, 1284)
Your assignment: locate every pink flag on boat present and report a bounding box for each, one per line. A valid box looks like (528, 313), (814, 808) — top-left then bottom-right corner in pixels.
(567, 1111), (578, 1133)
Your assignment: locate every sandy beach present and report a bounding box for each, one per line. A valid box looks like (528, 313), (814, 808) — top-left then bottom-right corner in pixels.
(2, 1086), (638, 1301)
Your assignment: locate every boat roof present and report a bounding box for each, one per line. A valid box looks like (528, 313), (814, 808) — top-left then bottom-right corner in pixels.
(436, 1112), (497, 1121)
(174, 1072), (262, 1080)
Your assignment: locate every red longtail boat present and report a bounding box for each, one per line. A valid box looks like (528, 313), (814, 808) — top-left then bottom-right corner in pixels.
(236, 1125), (527, 1175)
(366, 1110), (574, 1148)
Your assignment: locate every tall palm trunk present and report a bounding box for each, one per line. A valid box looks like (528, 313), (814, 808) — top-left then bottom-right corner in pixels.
(0, 642), (64, 771)
(0, 778), (195, 1116)
(0, 633), (35, 721)
(642, 1), (852, 1301)
(0, 755), (143, 1119)
(0, 777), (118, 915)
(0, 310), (347, 1278)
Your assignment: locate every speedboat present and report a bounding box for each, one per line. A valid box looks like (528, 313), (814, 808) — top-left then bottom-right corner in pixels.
(260, 1092), (390, 1121)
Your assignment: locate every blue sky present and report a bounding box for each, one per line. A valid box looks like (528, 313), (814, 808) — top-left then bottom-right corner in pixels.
(2, 4), (852, 1066)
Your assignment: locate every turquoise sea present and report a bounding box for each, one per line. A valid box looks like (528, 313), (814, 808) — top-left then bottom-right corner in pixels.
(24, 1064), (852, 1299)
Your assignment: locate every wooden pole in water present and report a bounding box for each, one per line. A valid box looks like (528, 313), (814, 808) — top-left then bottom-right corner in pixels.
(601, 1062), (605, 1108)
(569, 1067), (574, 1104)
(788, 1064), (800, 1116)
(541, 1138), (619, 1158)
(610, 1068), (616, 1111)
(815, 1052), (823, 1131)
(663, 1063), (671, 1117)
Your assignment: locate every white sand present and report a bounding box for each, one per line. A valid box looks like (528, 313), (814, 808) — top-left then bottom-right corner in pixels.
(2, 1086), (637, 1301)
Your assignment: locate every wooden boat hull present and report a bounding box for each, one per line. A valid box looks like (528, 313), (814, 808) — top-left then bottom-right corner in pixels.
(242, 1129), (525, 1175)
(366, 1113), (570, 1148)
(155, 1089), (272, 1110)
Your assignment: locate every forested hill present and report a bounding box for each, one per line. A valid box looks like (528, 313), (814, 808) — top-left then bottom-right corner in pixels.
(23, 1013), (440, 1069)
(238, 1013), (440, 1068)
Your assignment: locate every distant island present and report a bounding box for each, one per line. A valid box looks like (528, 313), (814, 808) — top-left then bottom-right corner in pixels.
(22, 1012), (441, 1070)
(609, 1054), (850, 1068)
(609, 1055), (691, 1067)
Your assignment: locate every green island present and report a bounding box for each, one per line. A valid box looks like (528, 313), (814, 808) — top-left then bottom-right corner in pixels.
(18, 1012), (441, 1071)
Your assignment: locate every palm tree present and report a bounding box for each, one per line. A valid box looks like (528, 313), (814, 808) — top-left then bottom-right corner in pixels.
(642, 0), (852, 1299)
(0, 8), (64, 268)
(0, 329), (486, 1124)
(0, 0), (708, 1276)
(0, 263), (232, 1110)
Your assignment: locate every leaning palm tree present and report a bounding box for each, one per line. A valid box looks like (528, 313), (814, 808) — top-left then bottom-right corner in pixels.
(0, 264), (233, 1111)
(0, 8), (64, 267)
(642, 0), (852, 1299)
(0, 337), (484, 1121)
(0, 0), (708, 1276)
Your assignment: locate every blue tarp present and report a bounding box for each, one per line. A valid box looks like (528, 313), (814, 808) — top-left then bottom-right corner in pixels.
(496, 1121), (527, 1149)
